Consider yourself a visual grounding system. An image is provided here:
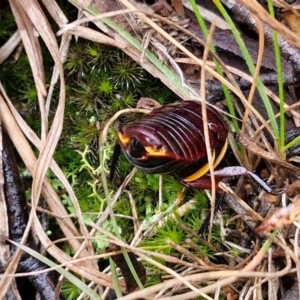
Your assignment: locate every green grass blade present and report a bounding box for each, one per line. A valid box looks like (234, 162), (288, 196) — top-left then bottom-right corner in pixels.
(99, 139), (145, 292)
(110, 258), (123, 298)
(189, 0), (240, 132)
(214, 0), (279, 138)
(189, 0), (209, 38)
(282, 135), (300, 152)
(267, 0), (285, 151)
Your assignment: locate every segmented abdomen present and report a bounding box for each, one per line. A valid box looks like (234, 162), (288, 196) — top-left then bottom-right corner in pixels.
(119, 101), (228, 175)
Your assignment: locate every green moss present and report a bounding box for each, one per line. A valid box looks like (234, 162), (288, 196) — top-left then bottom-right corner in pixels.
(61, 279), (81, 300)
(0, 10), (199, 294)
(98, 79), (113, 97)
(111, 53), (145, 89)
(0, 13), (17, 45)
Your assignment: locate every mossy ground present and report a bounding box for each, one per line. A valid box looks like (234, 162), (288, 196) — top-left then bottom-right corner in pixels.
(0, 5), (225, 296)
(2, 0), (298, 298)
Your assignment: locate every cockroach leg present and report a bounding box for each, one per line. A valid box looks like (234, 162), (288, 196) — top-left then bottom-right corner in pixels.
(214, 166), (283, 195)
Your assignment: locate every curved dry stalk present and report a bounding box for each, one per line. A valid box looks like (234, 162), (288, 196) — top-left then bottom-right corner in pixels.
(241, 14), (265, 135)
(1, 0), (93, 295)
(116, 266), (291, 300)
(101, 108), (151, 143)
(56, 8), (138, 36)
(0, 93), (118, 288)
(200, 23), (217, 243)
(238, 0), (300, 49)
(0, 31), (21, 64)
(0, 89), (95, 252)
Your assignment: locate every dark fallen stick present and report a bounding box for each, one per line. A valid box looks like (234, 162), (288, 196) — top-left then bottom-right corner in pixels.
(105, 243), (146, 300)
(2, 130), (60, 300)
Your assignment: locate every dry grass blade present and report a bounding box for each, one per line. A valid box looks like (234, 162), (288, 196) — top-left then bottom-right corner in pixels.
(42, 0), (69, 25)
(66, 26), (126, 47)
(1, 0), (97, 296)
(0, 93), (111, 288)
(238, 0), (300, 48)
(16, 0), (65, 210)
(238, 134), (300, 174)
(118, 0), (246, 100)
(2, 0), (89, 248)
(101, 108), (150, 143)
(9, 0), (47, 100)
(56, 8), (138, 36)
(256, 195), (300, 232)
(0, 84), (91, 248)
(0, 31), (21, 64)
(200, 23), (216, 242)
(241, 14), (265, 134)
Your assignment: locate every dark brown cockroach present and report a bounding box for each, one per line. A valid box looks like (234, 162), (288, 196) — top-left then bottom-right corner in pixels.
(112, 100), (278, 194)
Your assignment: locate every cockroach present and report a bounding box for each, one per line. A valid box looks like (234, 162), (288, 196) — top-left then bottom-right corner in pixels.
(111, 100), (278, 194)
